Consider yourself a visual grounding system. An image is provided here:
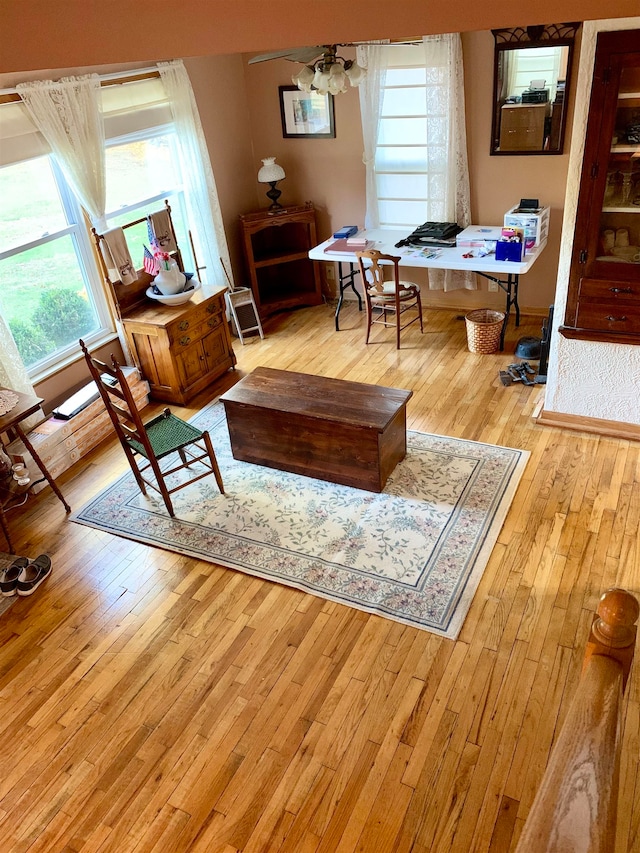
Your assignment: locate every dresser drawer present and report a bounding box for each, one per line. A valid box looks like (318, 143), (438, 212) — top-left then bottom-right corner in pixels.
(578, 277), (640, 305)
(167, 299), (224, 346)
(575, 302), (640, 335)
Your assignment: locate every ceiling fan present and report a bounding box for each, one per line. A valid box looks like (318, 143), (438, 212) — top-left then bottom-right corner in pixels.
(248, 43), (366, 95)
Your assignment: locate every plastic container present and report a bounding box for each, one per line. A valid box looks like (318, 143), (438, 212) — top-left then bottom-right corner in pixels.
(465, 309), (505, 354)
(504, 205), (550, 248)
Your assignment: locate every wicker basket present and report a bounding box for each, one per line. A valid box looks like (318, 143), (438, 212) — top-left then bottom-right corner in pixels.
(465, 309), (505, 354)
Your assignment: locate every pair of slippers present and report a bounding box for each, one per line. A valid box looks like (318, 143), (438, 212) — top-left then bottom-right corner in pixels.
(0, 555), (52, 597)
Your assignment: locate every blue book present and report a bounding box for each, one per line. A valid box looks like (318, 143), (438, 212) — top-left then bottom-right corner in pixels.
(333, 225), (359, 239)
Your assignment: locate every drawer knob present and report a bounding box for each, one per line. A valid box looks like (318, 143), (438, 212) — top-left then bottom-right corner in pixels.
(179, 335), (191, 346)
(179, 320), (190, 331)
(605, 315), (628, 322)
(207, 304), (216, 314)
(610, 287), (633, 294)
(208, 317), (218, 327)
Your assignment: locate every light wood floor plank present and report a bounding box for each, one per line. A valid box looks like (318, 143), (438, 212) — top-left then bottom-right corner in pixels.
(0, 305), (637, 852)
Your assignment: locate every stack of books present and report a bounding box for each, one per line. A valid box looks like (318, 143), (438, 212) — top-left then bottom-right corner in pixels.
(324, 237), (374, 254)
(346, 233), (369, 248)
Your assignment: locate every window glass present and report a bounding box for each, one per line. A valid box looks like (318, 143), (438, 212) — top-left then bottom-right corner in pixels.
(0, 158), (104, 372)
(375, 43), (460, 227)
(105, 135), (177, 212)
(0, 156), (67, 253)
(382, 87), (426, 117)
(105, 133), (195, 273)
(375, 45), (432, 227)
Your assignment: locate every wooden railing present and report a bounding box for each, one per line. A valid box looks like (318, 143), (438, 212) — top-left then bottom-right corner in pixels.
(515, 588), (639, 853)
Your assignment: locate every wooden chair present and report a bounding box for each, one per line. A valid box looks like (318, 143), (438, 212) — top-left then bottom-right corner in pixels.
(355, 250), (423, 348)
(80, 340), (224, 517)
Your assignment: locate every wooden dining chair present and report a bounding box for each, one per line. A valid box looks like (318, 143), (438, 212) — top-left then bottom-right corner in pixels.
(355, 250), (423, 348)
(79, 340), (224, 517)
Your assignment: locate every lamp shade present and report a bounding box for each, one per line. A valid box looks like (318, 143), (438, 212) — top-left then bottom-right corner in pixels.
(292, 65), (315, 92)
(345, 60), (366, 87)
(257, 157), (285, 183)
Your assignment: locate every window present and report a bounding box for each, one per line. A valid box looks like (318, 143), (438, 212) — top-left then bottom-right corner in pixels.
(0, 74), (197, 380)
(375, 44), (449, 228)
(0, 155), (110, 374)
(1, 67), (227, 380)
(104, 131), (195, 274)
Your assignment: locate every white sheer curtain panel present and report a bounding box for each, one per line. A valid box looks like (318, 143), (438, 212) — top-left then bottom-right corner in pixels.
(16, 75), (107, 231)
(0, 317), (39, 426)
(422, 34), (474, 292)
(357, 43), (388, 229)
(158, 60), (231, 289)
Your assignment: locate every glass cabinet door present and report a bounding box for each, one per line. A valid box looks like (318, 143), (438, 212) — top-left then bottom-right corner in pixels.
(562, 31), (640, 343)
(598, 65), (640, 266)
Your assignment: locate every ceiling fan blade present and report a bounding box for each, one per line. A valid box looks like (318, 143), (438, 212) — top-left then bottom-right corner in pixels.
(248, 46), (325, 65)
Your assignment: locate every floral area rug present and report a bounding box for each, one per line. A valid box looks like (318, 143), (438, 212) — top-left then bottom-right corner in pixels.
(71, 401), (529, 638)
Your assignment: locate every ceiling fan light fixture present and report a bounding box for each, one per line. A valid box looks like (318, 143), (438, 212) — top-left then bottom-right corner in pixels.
(344, 59), (366, 87)
(312, 65), (332, 95)
(291, 64), (315, 92)
(327, 63), (348, 95)
(288, 46), (367, 95)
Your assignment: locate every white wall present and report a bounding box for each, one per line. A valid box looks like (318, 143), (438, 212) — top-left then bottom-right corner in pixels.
(545, 17), (640, 424)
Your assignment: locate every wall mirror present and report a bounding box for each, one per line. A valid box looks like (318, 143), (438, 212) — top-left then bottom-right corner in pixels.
(491, 23), (580, 156)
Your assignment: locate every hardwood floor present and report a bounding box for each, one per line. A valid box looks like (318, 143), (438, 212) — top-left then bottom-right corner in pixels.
(1, 302), (638, 852)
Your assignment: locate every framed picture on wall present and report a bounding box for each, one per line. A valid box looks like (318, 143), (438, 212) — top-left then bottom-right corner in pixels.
(279, 86), (335, 139)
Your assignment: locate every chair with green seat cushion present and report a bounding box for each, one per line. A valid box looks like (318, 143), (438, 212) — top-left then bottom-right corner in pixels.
(80, 340), (224, 517)
(355, 249), (423, 349)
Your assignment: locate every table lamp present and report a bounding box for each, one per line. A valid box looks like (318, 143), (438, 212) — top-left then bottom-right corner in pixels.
(258, 157), (286, 210)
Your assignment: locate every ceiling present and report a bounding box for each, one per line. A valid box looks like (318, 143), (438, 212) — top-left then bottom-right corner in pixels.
(3, 0), (639, 74)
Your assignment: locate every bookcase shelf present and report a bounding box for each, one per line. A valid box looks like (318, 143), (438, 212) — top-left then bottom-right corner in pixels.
(240, 204), (322, 319)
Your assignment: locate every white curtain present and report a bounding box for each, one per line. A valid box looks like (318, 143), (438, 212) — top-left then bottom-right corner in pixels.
(16, 75), (107, 231)
(158, 60), (231, 289)
(422, 34), (474, 292)
(0, 318), (36, 394)
(357, 43), (388, 230)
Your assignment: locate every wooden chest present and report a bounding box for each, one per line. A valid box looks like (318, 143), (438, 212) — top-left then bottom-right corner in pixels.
(220, 367), (412, 492)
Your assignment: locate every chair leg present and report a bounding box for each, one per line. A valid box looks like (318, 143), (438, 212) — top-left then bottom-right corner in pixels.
(124, 445), (148, 496)
(203, 431), (225, 495)
(147, 455), (175, 516)
(396, 308), (401, 349)
(417, 291), (424, 333)
(364, 302), (373, 345)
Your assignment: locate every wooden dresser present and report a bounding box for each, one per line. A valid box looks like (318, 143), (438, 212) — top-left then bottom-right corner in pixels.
(93, 202), (236, 405)
(499, 103), (549, 151)
(121, 286), (236, 405)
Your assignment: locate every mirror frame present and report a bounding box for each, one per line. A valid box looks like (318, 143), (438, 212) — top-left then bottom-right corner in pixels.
(490, 23), (580, 156)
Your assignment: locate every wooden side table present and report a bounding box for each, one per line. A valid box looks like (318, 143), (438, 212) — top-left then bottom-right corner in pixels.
(0, 388), (71, 553)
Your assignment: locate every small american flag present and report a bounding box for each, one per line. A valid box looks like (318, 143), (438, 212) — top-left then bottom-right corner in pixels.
(147, 217), (159, 250)
(143, 244), (159, 275)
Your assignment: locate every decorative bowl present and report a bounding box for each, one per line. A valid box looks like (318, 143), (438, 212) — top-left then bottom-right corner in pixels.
(146, 279), (201, 306)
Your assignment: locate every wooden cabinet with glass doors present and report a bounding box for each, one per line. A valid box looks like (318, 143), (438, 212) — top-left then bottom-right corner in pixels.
(561, 30), (640, 343)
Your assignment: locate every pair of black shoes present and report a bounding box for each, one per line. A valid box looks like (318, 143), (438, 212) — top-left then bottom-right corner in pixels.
(0, 555), (52, 597)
